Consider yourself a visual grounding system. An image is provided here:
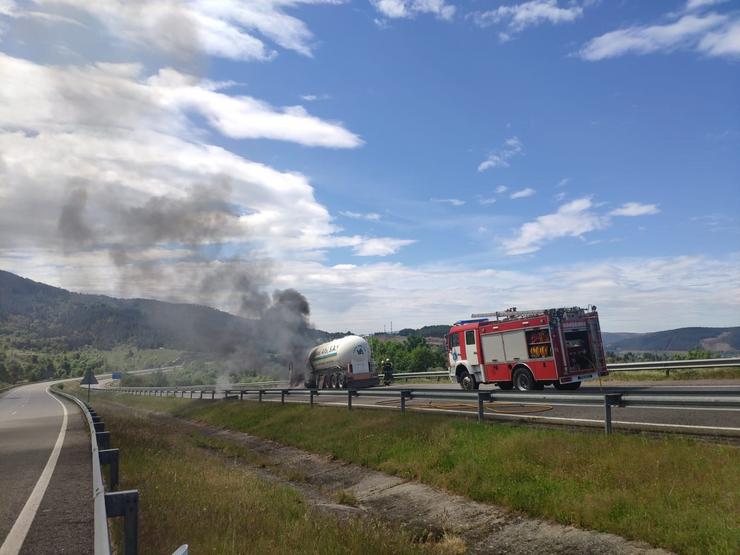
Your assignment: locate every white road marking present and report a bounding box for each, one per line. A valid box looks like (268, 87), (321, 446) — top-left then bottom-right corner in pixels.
(0, 388), (69, 555)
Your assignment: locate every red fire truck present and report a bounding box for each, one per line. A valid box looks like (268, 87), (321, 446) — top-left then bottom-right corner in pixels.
(446, 306), (607, 391)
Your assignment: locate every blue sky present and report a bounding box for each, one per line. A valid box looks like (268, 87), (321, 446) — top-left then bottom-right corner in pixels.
(0, 0), (738, 332)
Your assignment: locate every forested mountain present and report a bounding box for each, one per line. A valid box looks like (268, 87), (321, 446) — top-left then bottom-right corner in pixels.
(0, 270), (330, 353)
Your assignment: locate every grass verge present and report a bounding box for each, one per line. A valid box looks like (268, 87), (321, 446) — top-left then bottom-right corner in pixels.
(88, 393), (459, 554)
(92, 390), (739, 555)
(602, 367), (740, 381)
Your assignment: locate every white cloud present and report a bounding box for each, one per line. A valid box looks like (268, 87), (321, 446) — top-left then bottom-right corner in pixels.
(510, 187), (536, 199)
(340, 211), (381, 221)
(503, 198), (608, 255)
(300, 93), (331, 101)
(471, 0), (583, 39)
(686, 0), (728, 11)
(13, 0), (345, 61)
(261, 254), (740, 332)
(478, 136), (523, 172)
(351, 237), (415, 256)
(557, 177), (570, 187)
(579, 12), (740, 60)
(0, 55), (362, 148)
(609, 202), (660, 217)
(698, 19), (740, 57)
(431, 198), (466, 206)
(478, 197), (497, 205)
(495, 185), (508, 194)
(371, 0), (455, 21)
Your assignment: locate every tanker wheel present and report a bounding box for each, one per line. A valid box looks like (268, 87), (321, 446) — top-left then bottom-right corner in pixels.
(513, 368), (536, 391)
(338, 373), (347, 389)
(330, 373), (338, 389)
(459, 370), (476, 391)
(554, 381), (582, 390)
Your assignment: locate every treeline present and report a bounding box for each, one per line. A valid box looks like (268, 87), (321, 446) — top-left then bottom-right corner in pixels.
(0, 347), (104, 384)
(0, 344), (182, 386)
(369, 336), (446, 373)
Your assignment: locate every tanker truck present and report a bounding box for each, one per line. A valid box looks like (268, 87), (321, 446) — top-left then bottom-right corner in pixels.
(305, 335), (379, 389)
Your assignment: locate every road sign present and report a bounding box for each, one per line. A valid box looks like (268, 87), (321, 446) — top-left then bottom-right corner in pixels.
(80, 370), (98, 385)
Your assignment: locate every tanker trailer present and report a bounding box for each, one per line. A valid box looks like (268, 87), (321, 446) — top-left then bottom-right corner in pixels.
(305, 335), (380, 389)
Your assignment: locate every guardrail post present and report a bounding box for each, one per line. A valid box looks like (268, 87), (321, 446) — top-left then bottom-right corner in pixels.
(99, 448), (120, 490)
(240, 390), (244, 401)
(105, 490), (139, 555)
(259, 390), (263, 403)
(211, 390), (215, 400)
(94, 421), (105, 433)
(96, 431), (111, 450)
(400, 390), (411, 413)
(281, 389), (287, 404)
(190, 390), (194, 399)
(347, 389), (353, 410)
(603, 393), (623, 435)
(476, 391), (492, 422)
(310, 390), (315, 407)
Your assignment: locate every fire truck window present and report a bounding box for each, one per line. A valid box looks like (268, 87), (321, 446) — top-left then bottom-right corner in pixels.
(450, 333), (460, 348)
(465, 330), (475, 345)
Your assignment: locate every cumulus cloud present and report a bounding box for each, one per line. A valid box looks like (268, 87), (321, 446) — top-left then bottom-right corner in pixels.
(609, 202), (660, 217)
(471, 0), (583, 41)
(351, 237), (416, 256)
(0, 55), (362, 148)
(5, 0), (345, 61)
(503, 198), (661, 255)
(503, 198), (607, 255)
(579, 8), (740, 60)
(478, 137), (523, 171)
(265, 254), (740, 332)
(510, 187), (536, 199)
(495, 185), (508, 193)
(371, 0), (455, 21)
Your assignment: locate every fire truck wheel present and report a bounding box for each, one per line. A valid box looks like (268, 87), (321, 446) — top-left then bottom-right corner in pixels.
(513, 367), (536, 391)
(459, 370), (477, 391)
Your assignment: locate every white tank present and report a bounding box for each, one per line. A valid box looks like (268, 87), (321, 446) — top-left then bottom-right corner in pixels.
(308, 335), (371, 374)
(306, 335), (378, 389)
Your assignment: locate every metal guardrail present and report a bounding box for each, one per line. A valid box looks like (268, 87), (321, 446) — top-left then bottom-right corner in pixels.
(52, 389), (138, 555)
(114, 385), (740, 435)
(390, 357), (740, 381)
(55, 388), (189, 555)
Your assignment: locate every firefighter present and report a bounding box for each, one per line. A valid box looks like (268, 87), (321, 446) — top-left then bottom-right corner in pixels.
(382, 358), (394, 386)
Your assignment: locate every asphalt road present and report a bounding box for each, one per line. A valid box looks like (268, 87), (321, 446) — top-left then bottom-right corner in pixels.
(0, 382), (93, 554)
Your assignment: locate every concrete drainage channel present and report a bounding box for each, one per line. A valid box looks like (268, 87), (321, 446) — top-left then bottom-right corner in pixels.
(53, 388), (188, 555)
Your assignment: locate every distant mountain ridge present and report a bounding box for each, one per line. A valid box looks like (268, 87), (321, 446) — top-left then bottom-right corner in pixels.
(0, 269), (333, 352)
(602, 328), (740, 353)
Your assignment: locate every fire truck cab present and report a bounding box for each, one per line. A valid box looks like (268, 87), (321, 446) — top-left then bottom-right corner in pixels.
(446, 306), (607, 391)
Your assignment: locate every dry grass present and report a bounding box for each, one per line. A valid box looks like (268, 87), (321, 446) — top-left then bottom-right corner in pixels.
(87, 389), (739, 554)
(602, 367), (740, 381)
(88, 395), (457, 554)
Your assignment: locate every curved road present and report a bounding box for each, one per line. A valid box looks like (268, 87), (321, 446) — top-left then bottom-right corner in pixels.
(0, 382), (92, 554)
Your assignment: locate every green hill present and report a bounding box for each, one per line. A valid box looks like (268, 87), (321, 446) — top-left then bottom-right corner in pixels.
(0, 269), (331, 353)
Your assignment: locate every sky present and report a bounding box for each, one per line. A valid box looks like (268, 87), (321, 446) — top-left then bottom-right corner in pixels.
(0, 0), (738, 333)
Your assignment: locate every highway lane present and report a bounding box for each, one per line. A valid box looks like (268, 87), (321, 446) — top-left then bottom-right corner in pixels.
(0, 382), (92, 554)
